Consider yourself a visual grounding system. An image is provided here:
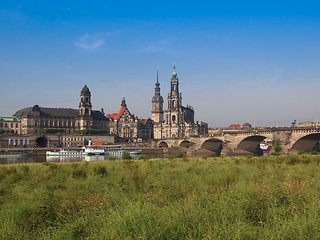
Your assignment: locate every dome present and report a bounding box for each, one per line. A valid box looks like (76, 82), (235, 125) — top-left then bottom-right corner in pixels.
(152, 95), (163, 103)
(81, 84), (90, 95)
(172, 70), (177, 78)
(172, 64), (177, 78)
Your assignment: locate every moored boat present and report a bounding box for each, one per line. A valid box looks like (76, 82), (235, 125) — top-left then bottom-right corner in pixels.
(46, 149), (85, 156)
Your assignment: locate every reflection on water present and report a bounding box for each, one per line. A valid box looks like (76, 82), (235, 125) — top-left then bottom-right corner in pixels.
(0, 153), (143, 165)
(0, 155), (46, 165)
(0, 152), (211, 165)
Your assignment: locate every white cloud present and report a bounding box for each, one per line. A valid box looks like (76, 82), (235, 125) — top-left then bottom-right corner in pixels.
(75, 34), (105, 50)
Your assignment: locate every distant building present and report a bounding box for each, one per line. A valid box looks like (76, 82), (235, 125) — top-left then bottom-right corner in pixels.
(0, 116), (21, 134)
(106, 97), (153, 142)
(299, 121), (319, 127)
(227, 124), (242, 130)
(152, 65), (208, 139)
(13, 84), (108, 135)
(242, 123), (252, 129)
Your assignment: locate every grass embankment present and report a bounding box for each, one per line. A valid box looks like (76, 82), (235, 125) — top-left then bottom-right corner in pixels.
(1, 155), (320, 239)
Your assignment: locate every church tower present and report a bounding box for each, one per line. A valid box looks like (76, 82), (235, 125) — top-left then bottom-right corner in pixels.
(166, 64), (183, 123)
(78, 83), (93, 130)
(152, 67), (164, 123)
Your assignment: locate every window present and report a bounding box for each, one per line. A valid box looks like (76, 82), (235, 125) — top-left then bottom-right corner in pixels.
(11, 123), (13, 128)
(172, 115), (176, 123)
(172, 100), (175, 108)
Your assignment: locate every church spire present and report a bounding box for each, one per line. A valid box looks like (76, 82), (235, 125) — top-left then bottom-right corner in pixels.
(156, 66), (159, 84)
(172, 63), (177, 78)
(151, 66), (164, 123)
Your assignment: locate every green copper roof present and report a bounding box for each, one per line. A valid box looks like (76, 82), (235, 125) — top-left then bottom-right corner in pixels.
(0, 116), (20, 122)
(172, 64), (177, 77)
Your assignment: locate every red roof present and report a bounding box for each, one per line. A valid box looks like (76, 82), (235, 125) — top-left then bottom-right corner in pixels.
(106, 107), (126, 121)
(138, 118), (154, 125)
(228, 124), (242, 129)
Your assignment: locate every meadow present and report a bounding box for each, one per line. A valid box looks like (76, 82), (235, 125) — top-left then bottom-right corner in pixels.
(0, 154), (320, 239)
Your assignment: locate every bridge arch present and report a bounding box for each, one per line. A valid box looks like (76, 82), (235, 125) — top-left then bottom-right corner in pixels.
(291, 133), (320, 152)
(179, 140), (194, 148)
(158, 141), (169, 148)
(237, 135), (266, 156)
(201, 138), (223, 156)
(36, 136), (48, 148)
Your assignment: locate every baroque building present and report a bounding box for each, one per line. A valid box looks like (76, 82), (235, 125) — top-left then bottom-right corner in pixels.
(152, 65), (208, 139)
(106, 97), (153, 142)
(13, 84), (108, 135)
(0, 116), (21, 134)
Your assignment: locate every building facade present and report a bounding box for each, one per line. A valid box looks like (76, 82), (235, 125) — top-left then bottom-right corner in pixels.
(13, 84), (108, 135)
(106, 97), (153, 142)
(0, 116), (21, 134)
(152, 65), (208, 139)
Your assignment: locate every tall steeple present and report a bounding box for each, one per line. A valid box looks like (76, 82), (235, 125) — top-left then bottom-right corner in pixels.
(152, 66), (164, 123)
(169, 63), (181, 109)
(165, 63), (183, 133)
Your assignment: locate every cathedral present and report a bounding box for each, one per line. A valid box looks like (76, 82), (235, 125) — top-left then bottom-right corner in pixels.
(152, 65), (208, 139)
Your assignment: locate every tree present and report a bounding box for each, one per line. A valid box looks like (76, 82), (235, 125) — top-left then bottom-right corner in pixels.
(274, 139), (282, 154)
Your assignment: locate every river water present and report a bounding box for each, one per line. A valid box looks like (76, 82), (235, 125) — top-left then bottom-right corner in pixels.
(0, 153), (171, 165)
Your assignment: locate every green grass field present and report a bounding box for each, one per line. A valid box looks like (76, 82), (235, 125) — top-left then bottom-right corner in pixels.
(1, 155), (320, 239)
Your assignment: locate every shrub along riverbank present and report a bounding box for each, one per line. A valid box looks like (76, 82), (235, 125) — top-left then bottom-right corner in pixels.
(1, 155), (320, 239)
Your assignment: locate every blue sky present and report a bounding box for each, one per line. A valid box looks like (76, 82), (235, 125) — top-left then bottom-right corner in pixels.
(1, 1), (320, 127)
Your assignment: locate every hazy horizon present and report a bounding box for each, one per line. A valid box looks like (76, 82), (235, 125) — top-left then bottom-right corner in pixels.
(1, 1), (320, 128)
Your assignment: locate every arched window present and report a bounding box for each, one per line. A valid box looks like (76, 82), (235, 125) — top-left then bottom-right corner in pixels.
(172, 100), (175, 108)
(173, 84), (176, 91)
(172, 115), (176, 123)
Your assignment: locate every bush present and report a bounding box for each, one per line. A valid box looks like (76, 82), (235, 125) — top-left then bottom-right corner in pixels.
(175, 152), (185, 158)
(122, 151), (132, 160)
(108, 155), (116, 160)
(94, 166), (108, 177)
(298, 150), (306, 155)
(310, 151), (319, 155)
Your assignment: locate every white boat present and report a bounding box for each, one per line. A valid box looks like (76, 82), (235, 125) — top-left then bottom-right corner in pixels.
(104, 145), (141, 156)
(83, 145), (106, 156)
(104, 145), (124, 156)
(82, 140), (108, 156)
(260, 143), (271, 151)
(46, 149), (85, 156)
(46, 140), (141, 157)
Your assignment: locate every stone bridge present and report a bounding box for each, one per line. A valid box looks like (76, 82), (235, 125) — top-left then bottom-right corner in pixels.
(154, 127), (320, 156)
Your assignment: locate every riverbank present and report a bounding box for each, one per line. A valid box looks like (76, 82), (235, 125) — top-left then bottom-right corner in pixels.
(1, 155), (320, 239)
